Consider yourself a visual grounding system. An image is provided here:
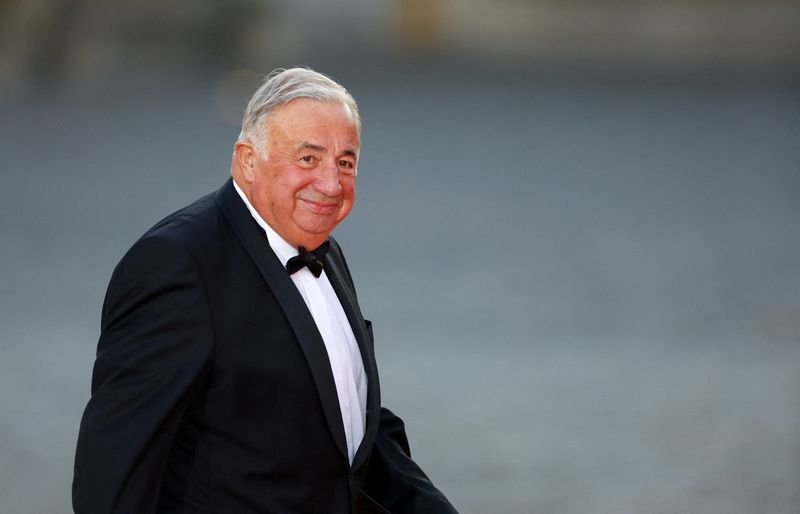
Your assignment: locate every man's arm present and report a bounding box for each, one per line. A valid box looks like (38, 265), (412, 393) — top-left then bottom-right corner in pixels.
(326, 238), (458, 512)
(364, 408), (459, 513)
(73, 236), (214, 513)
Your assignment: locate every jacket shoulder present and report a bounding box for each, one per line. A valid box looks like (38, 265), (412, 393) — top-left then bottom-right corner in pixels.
(138, 191), (227, 251)
(327, 236), (357, 292)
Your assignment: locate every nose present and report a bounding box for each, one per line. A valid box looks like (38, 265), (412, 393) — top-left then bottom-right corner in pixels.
(313, 159), (341, 196)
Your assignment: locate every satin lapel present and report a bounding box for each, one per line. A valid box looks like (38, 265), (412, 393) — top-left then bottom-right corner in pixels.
(214, 179), (348, 462)
(324, 245), (381, 471)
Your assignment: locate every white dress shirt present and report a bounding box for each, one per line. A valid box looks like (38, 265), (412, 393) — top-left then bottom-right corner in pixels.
(233, 181), (367, 463)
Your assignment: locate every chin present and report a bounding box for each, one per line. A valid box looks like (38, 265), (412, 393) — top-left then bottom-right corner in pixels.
(294, 228), (333, 246)
(299, 218), (339, 235)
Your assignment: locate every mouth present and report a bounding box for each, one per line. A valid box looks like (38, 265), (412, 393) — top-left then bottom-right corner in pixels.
(299, 198), (339, 215)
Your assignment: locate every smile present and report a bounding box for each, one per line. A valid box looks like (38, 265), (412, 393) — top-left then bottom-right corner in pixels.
(299, 198), (339, 215)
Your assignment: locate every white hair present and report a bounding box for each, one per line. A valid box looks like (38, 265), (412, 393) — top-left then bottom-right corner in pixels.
(237, 67), (361, 157)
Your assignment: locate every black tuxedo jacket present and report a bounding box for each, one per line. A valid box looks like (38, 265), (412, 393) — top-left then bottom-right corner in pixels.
(73, 179), (457, 514)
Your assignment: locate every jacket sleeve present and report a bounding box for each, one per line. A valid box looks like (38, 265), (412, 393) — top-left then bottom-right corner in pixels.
(363, 409), (459, 513)
(73, 236), (214, 514)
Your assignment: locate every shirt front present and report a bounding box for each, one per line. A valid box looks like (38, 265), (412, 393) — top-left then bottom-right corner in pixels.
(233, 180), (367, 464)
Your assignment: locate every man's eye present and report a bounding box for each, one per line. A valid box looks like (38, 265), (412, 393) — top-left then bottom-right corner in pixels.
(338, 160), (354, 169)
(300, 155), (314, 163)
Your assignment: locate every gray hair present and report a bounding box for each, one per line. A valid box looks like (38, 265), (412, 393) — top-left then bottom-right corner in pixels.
(238, 67), (361, 157)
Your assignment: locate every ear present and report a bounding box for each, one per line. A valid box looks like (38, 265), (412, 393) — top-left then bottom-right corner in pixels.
(234, 141), (256, 182)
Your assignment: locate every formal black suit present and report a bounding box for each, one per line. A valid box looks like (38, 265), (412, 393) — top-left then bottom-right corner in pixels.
(73, 179), (457, 513)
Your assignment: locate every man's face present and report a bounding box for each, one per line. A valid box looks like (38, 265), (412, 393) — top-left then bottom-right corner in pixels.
(246, 98), (360, 249)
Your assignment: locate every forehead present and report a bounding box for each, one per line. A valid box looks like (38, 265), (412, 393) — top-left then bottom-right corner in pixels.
(265, 98), (360, 148)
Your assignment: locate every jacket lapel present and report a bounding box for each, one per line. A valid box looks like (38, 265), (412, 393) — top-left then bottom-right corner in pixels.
(324, 242), (382, 471)
(214, 179), (349, 462)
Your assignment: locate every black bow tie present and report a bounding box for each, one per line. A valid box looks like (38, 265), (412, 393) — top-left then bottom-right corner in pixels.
(285, 240), (330, 278)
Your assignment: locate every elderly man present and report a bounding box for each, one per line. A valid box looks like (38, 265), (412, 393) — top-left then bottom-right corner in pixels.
(73, 68), (458, 513)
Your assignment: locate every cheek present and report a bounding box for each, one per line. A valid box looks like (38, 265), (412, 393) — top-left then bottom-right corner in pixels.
(341, 177), (356, 197)
(340, 182), (355, 207)
(272, 177), (305, 203)
(285, 171), (317, 195)
(335, 182), (356, 221)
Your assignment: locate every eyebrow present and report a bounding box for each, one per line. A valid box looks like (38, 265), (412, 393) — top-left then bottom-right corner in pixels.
(298, 142), (357, 160)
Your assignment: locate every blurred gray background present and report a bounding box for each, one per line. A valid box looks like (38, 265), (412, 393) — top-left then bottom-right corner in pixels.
(1, 1), (799, 512)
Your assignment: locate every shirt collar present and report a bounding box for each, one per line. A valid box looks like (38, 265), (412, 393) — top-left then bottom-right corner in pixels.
(232, 179), (298, 267)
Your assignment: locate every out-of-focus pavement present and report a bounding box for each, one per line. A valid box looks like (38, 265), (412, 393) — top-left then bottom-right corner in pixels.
(1, 67), (799, 513)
